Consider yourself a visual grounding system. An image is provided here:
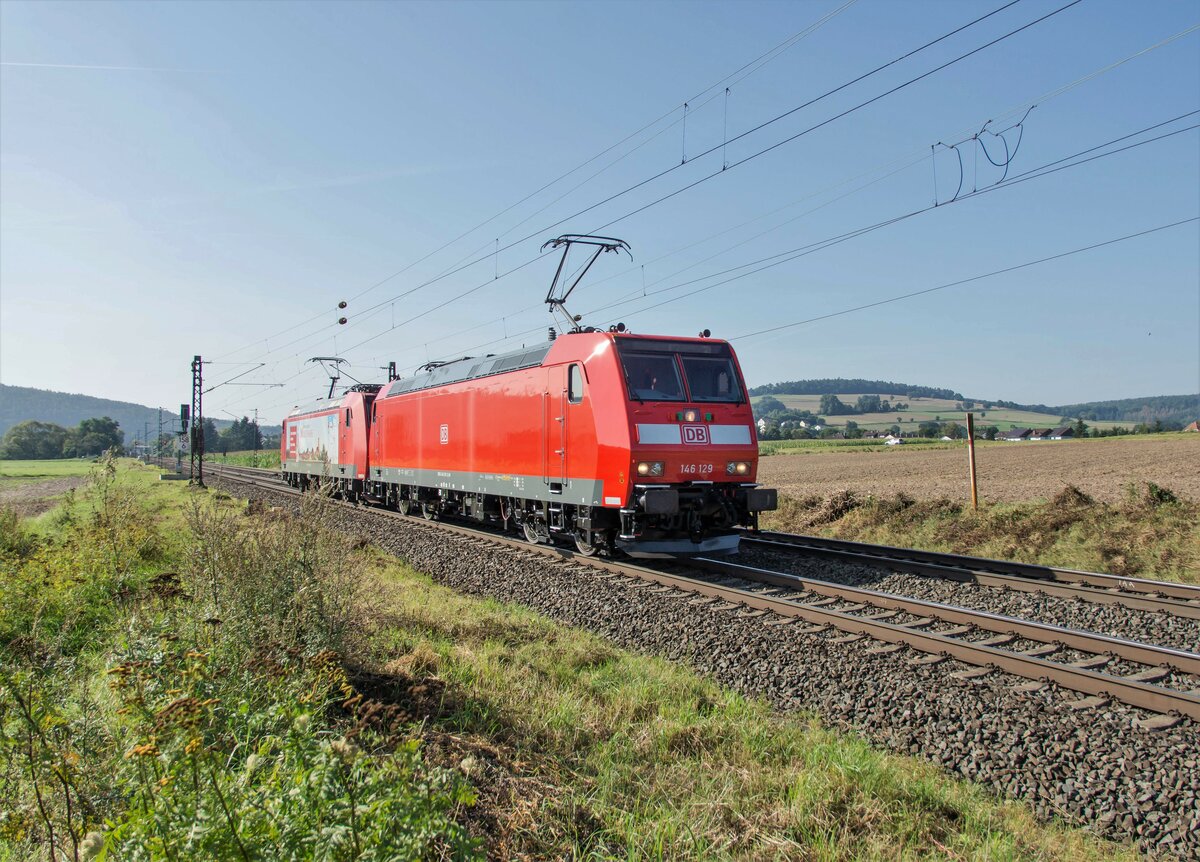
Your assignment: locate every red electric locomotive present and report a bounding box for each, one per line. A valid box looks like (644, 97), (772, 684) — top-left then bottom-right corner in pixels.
(280, 235), (776, 556)
(281, 384), (379, 490)
(282, 330), (775, 556)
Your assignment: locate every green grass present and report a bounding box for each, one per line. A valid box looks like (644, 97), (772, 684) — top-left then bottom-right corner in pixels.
(0, 461), (1143, 859)
(0, 459), (97, 480)
(1, 460), (474, 860)
(359, 555), (1135, 860)
(760, 437), (964, 456)
(207, 449), (281, 468)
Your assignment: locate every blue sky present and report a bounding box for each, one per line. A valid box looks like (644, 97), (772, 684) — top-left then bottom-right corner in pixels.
(2, 0), (1197, 423)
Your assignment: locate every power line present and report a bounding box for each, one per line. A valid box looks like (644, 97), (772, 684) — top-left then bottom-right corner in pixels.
(219, 103), (1198, 418)
(582, 116), (1200, 326)
(236, 110), (1198, 415)
(207, 0), (857, 365)
(319, 0), (1070, 361)
(210, 10), (1197, 392)
(414, 111), (1200, 364)
(731, 217), (1199, 341)
(338, 0), (1035, 329)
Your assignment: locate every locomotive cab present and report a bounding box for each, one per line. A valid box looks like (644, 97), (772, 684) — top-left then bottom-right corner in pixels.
(612, 334), (776, 556)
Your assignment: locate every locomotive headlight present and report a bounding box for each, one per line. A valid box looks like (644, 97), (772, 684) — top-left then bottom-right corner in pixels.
(726, 461), (750, 475)
(683, 409), (699, 423)
(636, 461), (665, 477)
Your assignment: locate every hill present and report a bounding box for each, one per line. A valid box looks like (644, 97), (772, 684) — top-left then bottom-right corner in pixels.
(749, 379), (1198, 433)
(999, 394), (1198, 427)
(0, 384), (280, 439)
(749, 378), (963, 400)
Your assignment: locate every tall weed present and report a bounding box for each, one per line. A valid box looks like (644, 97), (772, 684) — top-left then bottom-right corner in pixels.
(184, 495), (362, 658)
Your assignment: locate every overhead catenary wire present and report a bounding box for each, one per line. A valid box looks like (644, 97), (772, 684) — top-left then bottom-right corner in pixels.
(210, 12), (1198, 391)
(339, 112), (1200, 387)
(384, 112), (1200, 372)
(215, 21), (1200, 416)
(206, 0), (857, 366)
(226, 0), (1037, 377)
(316, 0), (1072, 362)
(730, 217), (1200, 342)
(221, 110), (1198, 417)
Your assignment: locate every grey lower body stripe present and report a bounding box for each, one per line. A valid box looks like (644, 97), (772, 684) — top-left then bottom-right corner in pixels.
(284, 459), (356, 476)
(365, 465), (610, 508)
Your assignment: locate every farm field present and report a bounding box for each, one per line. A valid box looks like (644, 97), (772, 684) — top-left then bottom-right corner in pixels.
(758, 432), (1199, 504)
(0, 458), (95, 516)
(756, 394), (1127, 431)
(758, 433), (1200, 579)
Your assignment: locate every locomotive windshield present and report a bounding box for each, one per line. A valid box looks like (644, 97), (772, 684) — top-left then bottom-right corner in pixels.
(616, 338), (744, 403)
(622, 353), (686, 401)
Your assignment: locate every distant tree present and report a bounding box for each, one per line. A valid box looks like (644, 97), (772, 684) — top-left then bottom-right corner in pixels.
(202, 418), (221, 453)
(982, 425), (1000, 441)
(754, 396), (787, 417)
(941, 421), (963, 439)
(855, 395), (883, 414)
(1072, 418), (1088, 437)
(819, 394), (851, 416)
(0, 420), (71, 459)
(889, 424), (901, 436)
(70, 416), (124, 457)
(844, 420), (862, 439)
(220, 416), (263, 452)
(918, 421), (941, 438)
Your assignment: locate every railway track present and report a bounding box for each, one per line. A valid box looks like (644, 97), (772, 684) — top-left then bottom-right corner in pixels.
(204, 464), (1200, 724)
(743, 531), (1200, 619)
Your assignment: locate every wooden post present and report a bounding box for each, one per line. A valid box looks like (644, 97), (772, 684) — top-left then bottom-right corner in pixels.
(965, 412), (979, 510)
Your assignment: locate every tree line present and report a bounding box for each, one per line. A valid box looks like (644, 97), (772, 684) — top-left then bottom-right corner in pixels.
(0, 417), (125, 459)
(750, 378), (963, 400)
(0, 415), (271, 460)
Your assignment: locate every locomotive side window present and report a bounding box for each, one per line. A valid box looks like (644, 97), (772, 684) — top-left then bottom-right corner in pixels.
(681, 356), (743, 403)
(568, 364), (584, 404)
(345, 408), (351, 427)
(621, 353), (685, 402)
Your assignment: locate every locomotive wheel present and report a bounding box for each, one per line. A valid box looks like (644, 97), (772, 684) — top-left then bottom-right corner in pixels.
(523, 521), (541, 544)
(398, 499), (412, 516)
(573, 533), (598, 556)
(421, 502), (439, 521)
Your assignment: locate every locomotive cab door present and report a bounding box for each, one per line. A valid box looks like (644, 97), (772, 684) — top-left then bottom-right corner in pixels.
(543, 366), (568, 493)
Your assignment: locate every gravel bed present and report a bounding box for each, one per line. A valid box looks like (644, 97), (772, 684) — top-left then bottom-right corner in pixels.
(736, 544), (1200, 654)
(216, 478), (1200, 859)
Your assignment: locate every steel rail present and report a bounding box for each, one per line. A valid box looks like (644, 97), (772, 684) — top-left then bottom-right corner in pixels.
(208, 465), (1200, 720)
(744, 533), (1200, 620)
(751, 530), (1200, 600)
(688, 556), (1200, 675)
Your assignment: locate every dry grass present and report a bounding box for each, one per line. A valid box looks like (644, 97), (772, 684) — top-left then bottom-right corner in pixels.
(759, 433), (1200, 505)
(763, 482), (1200, 581)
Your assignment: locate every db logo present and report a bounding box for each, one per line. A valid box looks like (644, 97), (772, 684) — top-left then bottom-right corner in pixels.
(439, 424), (449, 445)
(682, 424), (710, 445)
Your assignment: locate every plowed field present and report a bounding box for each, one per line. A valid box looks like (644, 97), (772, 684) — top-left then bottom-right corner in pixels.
(758, 434), (1199, 503)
